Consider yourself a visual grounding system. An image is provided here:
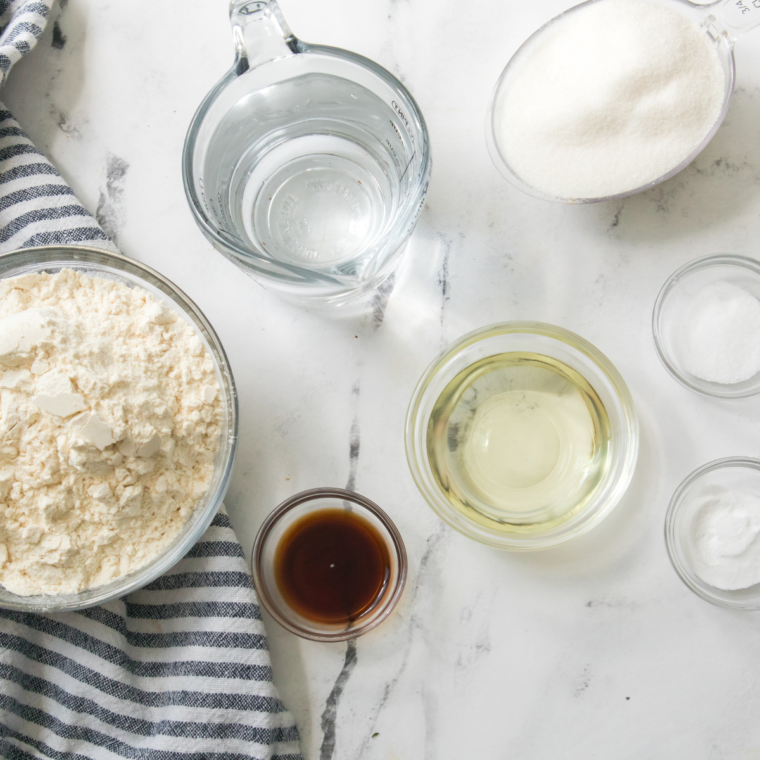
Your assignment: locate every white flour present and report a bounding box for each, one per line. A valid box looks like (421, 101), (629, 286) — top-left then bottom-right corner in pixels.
(495, 0), (725, 199)
(0, 270), (222, 596)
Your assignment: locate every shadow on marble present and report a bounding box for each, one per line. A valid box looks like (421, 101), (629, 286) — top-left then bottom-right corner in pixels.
(582, 87), (760, 244)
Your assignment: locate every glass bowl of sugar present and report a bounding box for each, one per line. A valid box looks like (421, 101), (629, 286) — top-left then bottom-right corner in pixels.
(485, 0), (740, 203)
(653, 254), (760, 398)
(666, 457), (760, 610)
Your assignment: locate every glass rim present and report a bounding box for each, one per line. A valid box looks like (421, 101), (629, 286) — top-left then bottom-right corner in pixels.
(664, 456), (760, 610)
(0, 245), (239, 612)
(484, 0), (736, 204)
(405, 321), (639, 550)
(652, 253), (760, 399)
(251, 487), (408, 641)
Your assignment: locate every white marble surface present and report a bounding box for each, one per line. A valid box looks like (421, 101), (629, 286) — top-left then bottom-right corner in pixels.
(6, 0), (760, 756)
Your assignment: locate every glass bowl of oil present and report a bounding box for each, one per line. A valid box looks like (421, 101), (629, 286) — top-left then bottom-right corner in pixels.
(405, 322), (638, 550)
(251, 488), (407, 641)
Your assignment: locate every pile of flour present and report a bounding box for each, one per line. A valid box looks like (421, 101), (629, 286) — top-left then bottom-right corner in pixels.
(0, 270), (222, 596)
(495, 0), (726, 199)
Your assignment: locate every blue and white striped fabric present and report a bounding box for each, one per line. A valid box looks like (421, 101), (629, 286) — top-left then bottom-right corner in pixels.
(0, 0), (51, 88)
(0, 0), (114, 252)
(0, 0), (113, 251)
(0, 3), (302, 758)
(0, 510), (302, 760)
(0, 103), (115, 252)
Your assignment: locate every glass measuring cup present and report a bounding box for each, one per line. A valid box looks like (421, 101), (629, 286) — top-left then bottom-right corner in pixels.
(485, 0), (760, 204)
(183, 0), (431, 304)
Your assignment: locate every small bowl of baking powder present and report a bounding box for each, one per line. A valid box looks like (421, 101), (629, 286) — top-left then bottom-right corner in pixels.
(0, 246), (238, 612)
(666, 457), (760, 610)
(653, 254), (760, 399)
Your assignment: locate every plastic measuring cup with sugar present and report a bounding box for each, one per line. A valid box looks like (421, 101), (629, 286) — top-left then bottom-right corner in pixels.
(486, 0), (760, 204)
(183, 0), (431, 305)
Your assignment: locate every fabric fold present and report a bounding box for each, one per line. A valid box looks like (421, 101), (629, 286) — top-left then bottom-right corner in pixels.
(1, 509), (303, 760)
(0, 106), (116, 252)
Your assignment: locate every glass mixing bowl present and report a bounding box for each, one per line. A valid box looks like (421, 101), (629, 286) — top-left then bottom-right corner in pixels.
(653, 253), (760, 398)
(405, 322), (639, 550)
(0, 246), (238, 612)
(665, 457), (760, 610)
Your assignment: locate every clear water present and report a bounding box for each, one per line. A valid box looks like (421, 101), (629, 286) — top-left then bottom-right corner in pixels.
(241, 134), (391, 267)
(202, 72), (415, 277)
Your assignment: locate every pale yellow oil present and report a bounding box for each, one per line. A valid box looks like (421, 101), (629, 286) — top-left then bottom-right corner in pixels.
(426, 352), (611, 532)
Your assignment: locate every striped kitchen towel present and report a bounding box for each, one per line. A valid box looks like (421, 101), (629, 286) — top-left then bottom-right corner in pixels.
(0, 509), (302, 760)
(0, 3), (303, 758)
(0, 0), (113, 251)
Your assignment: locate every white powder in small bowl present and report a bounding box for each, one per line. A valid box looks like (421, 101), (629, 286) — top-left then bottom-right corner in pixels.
(693, 491), (760, 591)
(494, 0), (726, 200)
(672, 280), (760, 385)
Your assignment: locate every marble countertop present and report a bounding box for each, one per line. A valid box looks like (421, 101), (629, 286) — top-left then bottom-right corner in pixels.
(6, 0), (760, 757)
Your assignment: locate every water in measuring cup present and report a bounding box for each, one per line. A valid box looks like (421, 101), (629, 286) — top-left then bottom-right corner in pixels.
(202, 73), (412, 276)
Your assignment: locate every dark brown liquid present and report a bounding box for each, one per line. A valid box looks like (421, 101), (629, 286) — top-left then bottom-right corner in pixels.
(274, 509), (390, 624)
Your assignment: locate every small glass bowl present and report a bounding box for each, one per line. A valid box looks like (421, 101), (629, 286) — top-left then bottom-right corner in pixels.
(665, 457), (760, 610)
(653, 254), (760, 398)
(405, 322), (638, 550)
(251, 488), (407, 641)
(0, 246), (238, 612)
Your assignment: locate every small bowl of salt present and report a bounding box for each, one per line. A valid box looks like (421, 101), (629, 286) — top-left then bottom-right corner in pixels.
(666, 457), (760, 610)
(653, 254), (760, 398)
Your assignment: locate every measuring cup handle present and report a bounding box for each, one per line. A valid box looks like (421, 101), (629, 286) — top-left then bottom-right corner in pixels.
(715, 0), (760, 40)
(229, 0), (301, 73)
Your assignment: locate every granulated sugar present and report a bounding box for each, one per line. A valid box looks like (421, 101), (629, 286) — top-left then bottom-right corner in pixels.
(495, 0), (725, 200)
(674, 280), (760, 385)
